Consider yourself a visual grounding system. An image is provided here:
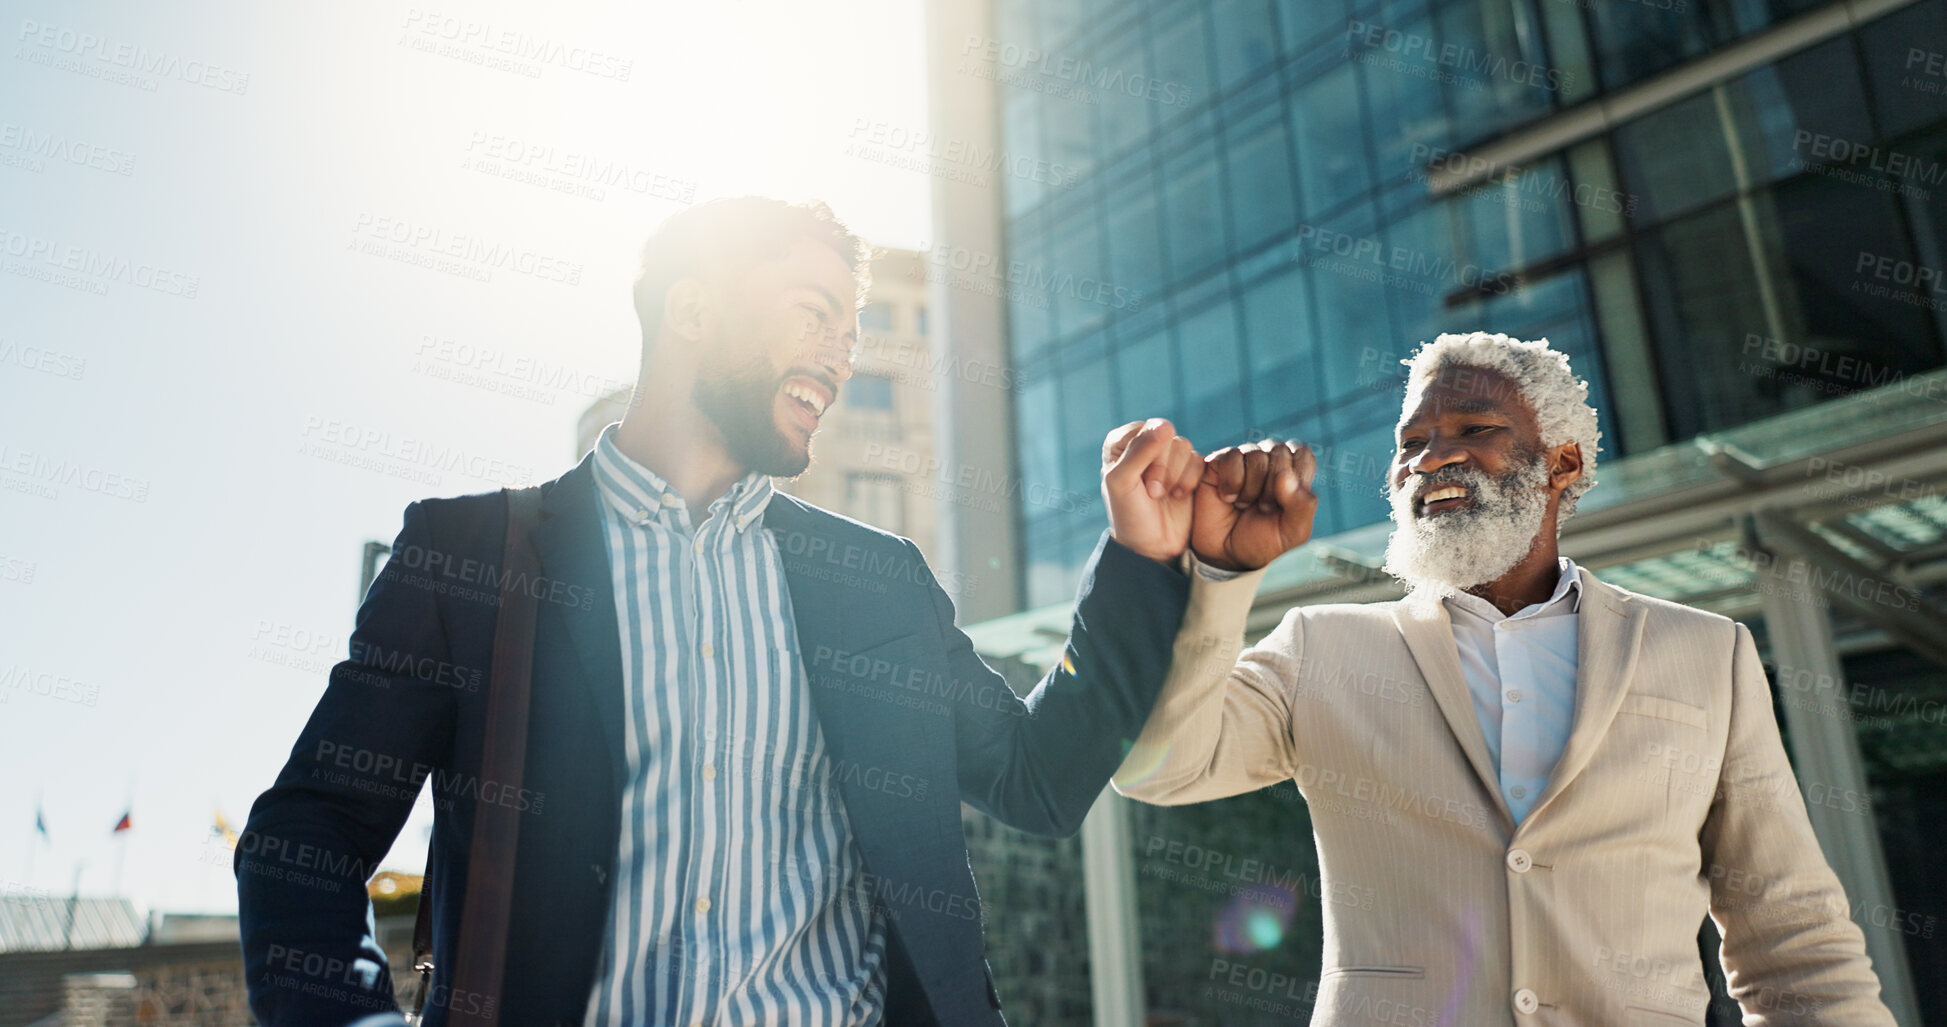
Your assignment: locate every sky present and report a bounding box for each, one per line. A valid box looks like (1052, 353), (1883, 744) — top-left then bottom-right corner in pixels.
(0, 0), (933, 916)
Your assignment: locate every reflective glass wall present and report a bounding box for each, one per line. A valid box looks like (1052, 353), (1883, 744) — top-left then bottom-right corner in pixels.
(992, 0), (1947, 608)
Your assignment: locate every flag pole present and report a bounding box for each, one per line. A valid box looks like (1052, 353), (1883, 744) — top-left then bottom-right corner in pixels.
(64, 860), (85, 950)
(112, 830), (127, 900)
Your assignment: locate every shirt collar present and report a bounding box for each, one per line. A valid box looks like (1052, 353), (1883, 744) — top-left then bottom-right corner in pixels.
(590, 422), (774, 533)
(1444, 556), (1582, 623)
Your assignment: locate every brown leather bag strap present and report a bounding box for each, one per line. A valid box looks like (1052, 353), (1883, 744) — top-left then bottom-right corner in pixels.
(445, 485), (546, 1025)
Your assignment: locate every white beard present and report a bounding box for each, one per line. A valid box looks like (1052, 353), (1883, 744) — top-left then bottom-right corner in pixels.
(1383, 456), (1550, 597)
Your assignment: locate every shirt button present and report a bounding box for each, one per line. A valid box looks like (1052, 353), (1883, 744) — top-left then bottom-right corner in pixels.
(1506, 689), (1523, 702)
(635, 507), (650, 522)
(701, 642), (715, 659)
(694, 537), (706, 553)
(663, 492), (679, 506)
(1506, 849), (1533, 873)
(695, 897), (711, 914)
(1513, 987), (1539, 1014)
(1510, 785), (1527, 800)
(702, 764), (717, 781)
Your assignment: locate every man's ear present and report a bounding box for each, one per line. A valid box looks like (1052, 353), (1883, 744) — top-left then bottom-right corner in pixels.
(662, 277), (711, 347)
(1548, 441), (1583, 493)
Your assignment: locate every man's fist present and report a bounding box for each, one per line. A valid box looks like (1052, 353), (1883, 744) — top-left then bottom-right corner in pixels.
(1191, 440), (1318, 571)
(1102, 418), (1203, 564)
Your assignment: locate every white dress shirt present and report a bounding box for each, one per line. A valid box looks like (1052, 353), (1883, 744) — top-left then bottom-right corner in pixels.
(1440, 558), (1582, 824)
(1191, 553), (1584, 825)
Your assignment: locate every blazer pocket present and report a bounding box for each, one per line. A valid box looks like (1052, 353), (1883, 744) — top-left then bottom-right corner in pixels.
(1322, 965), (1425, 979)
(1619, 693), (1709, 730)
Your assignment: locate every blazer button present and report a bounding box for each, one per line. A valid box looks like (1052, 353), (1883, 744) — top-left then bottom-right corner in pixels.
(1513, 988), (1539, 1014)
(1506, 848), (1533, 873)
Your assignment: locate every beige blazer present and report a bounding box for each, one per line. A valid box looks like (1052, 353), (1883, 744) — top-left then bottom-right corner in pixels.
(1116, 563), (1895, 1026)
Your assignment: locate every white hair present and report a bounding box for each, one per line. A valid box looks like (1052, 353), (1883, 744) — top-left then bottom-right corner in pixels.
(1397, 332), (1602, 520)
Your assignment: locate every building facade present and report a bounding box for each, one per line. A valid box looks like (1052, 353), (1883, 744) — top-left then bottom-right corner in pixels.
(926, 0), (1947, 1023)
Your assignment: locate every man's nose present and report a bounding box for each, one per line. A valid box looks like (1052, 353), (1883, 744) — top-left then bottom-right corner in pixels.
(1407, 435), (1466, 476)
(810, 332), (856, 383)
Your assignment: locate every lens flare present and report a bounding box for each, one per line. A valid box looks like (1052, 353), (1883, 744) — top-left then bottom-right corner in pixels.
(1212, 884), (1297, 955)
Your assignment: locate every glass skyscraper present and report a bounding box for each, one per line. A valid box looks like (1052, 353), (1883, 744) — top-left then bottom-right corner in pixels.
(926, 1), (1947, 1024)
(950, 0), (1947, 606)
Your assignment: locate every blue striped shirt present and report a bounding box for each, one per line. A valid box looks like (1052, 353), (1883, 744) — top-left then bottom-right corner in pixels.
(582, 424), (886, 1026)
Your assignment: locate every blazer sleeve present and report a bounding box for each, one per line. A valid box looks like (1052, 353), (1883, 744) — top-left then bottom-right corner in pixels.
(922, 529), (1191, 838)
(1111, 559), (1300, 806)
(235, 500), (461, 1027)
(1699, 621), (1896, 1025)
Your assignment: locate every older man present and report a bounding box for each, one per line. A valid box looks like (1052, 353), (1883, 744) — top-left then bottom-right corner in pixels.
(1116, 332), (1895, 1025)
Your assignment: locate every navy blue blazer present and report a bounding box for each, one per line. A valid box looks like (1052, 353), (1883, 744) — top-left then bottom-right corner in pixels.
(236, 449), (1190, 1026)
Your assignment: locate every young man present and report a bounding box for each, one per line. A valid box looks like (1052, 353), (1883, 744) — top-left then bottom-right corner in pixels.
(1118, 332), (1895, 1024)
(237, 197), (1210, 1026)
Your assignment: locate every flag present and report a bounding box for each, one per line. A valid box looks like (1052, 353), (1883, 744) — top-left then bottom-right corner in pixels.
(212, 809), (237, 849)
(111, 811), (131, 833)
(34, 804), (48, 841)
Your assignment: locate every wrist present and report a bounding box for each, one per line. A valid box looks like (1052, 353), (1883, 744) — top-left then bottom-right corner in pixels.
(1108, 530), (1184, 567)
(1191, 548), (1251, 572)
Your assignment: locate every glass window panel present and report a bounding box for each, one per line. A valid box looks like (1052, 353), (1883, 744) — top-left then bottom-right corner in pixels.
(1160, 137), (1230, 283)
(845, 372), (895, 410)
(1291, 64), (1375, 217)
(1306, 205), (1399, 403)
(1276, 0), (1347, 54)
(1117, 326), (1180, 423)
(1434, 0), (1561, 141)
(1044, 75), (1099, 186)
(1374, 200), (1457, 349)
(1150, 4), (1213, 116)
(1481, 267), (1586, 340)
(1209, 0), (1281, 94)
(1323, 388), (1403, 535)
(1060, 352), (1115, 501)
(1106, 173), (1167, 303)
(1720, 38), (1871, 186)
(1538, 0), (1596, 106)
(1006, 217), (1058, 361)
(1240, 267), (1319, 424)
(1636, 180), (1944, 440)
(859, 303), (895, 332)
(1002, 89), (1045, 218)
(1225, 103), (1300, 252)
(1586, 3), (1710, 91)
(1040, 0), (1087, 48)
(1178, 297), (1250, 442)
(1095, 29), (1155, 160)
(1017, 375), (1063, 519)
(1050, 202), (1108, 337)
(1613, 91), (1739, 225)
(1358, 23), (1452, 188)
(1858, 2), (1947, 139)
(1457, 158), (1576, 273)
(1760, 174), (1944, 392)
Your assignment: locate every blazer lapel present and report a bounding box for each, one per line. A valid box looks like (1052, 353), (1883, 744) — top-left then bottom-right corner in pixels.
(1523, 568), (1646, 826)
(764, 496), (956, 858)
(1391, 590), (1514, 830)
(528, 453), (628, 795)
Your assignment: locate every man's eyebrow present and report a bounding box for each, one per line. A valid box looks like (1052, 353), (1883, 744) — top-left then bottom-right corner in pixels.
(1396, 396), (1503, 437)
(796, 283), (846, 318)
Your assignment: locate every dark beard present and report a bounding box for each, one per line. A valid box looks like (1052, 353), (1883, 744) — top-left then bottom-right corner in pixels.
(693, 349), (811, 478)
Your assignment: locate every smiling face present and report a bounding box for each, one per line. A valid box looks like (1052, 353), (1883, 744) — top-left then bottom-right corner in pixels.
(1382, 363), (1559, 593)
(691, 239), (859, 477)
